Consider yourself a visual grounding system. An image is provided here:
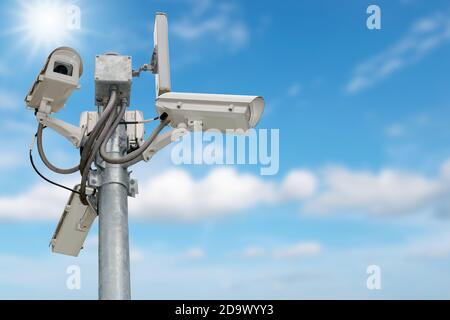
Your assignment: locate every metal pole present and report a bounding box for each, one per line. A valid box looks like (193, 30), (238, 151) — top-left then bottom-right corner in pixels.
(98, 107), (131, 300)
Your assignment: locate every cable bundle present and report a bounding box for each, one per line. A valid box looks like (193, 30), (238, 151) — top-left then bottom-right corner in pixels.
(31, 90), (169, 205)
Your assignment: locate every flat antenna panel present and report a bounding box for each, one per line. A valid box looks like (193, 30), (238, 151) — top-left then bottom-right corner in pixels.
(154, 13), (171, 97)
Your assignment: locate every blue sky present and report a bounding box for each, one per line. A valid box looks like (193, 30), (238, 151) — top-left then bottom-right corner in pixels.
(0, 0), (450, 299)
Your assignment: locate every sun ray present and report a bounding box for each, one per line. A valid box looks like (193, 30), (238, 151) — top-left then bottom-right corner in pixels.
(3, 0), (87, 60)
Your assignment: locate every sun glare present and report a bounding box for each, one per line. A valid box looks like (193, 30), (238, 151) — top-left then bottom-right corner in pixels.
(25, 3), (68, 43)
(11, 0), (81, 56)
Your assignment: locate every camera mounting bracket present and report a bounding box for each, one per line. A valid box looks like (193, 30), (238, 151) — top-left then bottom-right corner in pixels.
(36, 110), (84, 148)
(142, 124), (188, 161)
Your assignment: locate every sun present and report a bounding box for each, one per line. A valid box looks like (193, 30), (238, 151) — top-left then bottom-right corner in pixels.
(10, 0), (81, 56)
(22, 1), (68, 44)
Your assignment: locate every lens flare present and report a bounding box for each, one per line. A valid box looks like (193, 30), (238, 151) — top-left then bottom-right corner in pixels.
(23, 2), (68, 44)
(7, 0), (82, 57)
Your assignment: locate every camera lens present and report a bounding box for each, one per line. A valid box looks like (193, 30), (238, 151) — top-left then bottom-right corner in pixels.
(54, 64), (69, 75)
(53, 62), (73, 76)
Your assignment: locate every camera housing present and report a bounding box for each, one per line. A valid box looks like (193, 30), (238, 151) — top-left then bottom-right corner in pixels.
(50, 185), (97, 257)
(25, 47), (83, 113)
(156, 92), (265, 132)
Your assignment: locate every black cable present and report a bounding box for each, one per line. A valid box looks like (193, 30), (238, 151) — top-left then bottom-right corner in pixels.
(29, 94), (165, 201)
(119, 116), (160, 125)
(99, 112), (169, 165)
(29, 149), (81, 195)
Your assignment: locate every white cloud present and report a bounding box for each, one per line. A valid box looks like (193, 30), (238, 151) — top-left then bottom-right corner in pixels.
(130, 168), (314, 221)
(2, 159), (450, 221)
(0, 184), (67, 220)
(243, 246), (266, 258)
(384, 113), (434, 140)
(385, 123), (406, 138)
(287, 83), (301, 97)
(281, 170), (317, 200)
(387, 231), (450, 259)
(0, 63), (9, 76)
(265, 81), (306, 115)
(304, 165), (447, 216)
(410, 241), (450, 259)
(274, 242), (322, 259)
(441, 160), (450, 179)
(85, 235), (98, 248)
(2, 232), (450, 299)
(130, 247), (146, 263)
(346, 13), (450, 93)
(0, 119), (36, 135)
(185, 248), (205, 260)
(172, 0), (250, 52)
(0, 151), (24, 170)
(0, 167), (316, 221)
(244, 242), (323, 259)
(130, 168), (274, 220)
(0, 90), (22, 111)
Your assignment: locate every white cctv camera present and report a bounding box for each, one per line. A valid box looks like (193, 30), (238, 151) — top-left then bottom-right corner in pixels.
(156, 92), (265, 132)
(25, 47), (83, 114)
(151, 14), (264, 133)
(50, 185), (96, 257)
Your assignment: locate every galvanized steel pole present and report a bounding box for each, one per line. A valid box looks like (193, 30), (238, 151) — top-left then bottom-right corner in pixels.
(97, 110), (131, 300)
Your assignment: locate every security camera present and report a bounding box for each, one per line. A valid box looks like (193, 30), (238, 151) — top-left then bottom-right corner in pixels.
(150, 13), (265, 133)
(155, 92), (265, 132)
(25, 46), (83, 114)
(50, 185), (96, 257)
